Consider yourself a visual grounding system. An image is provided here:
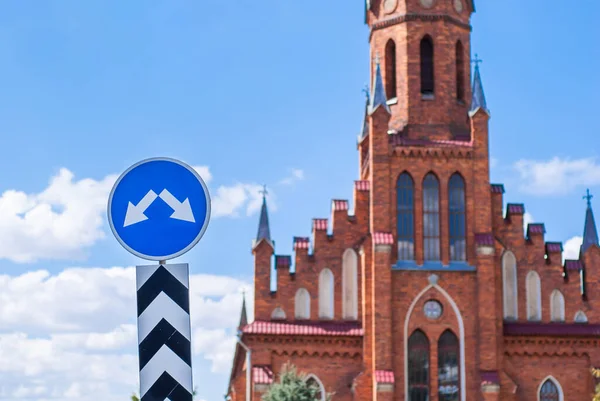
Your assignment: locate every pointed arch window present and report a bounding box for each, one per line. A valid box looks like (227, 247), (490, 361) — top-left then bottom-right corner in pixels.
(342, 249), (358, 320)
(526, 271), (542, 321)
(423, 173), (440, 261)
(385, 39), (397, 100)
(502, 251), (518, 320)
(397, 172), (415, 261)
(448, 174), (466, 261)
(318, 269), (334, 319)
(539, 378), (561, 401)
(305, 375), (325, 401)
(408, 330), (430, 401)
(455, 41), (465, 101)
(574, 310), (588, 323)
(420, 36), (434, 95)
(550, 290), (565, 322)
(271, 307), (286, 320)
(295, 288), (310, 320)
(438, 330), (460, 401)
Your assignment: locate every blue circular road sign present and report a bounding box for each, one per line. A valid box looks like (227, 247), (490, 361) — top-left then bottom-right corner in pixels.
(107, 157), (211, 261)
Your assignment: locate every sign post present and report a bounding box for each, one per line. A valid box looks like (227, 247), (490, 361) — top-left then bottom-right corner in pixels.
(108, 157), (211, 401)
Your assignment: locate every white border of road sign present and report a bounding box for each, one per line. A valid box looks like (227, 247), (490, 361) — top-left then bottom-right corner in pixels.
(107, 157), (212, 261)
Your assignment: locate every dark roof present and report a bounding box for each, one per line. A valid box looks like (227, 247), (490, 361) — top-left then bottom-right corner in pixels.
(469, 62), (489, 116)
(581, 190), (599, 255)
(475, 233), (494, 247)
(369, 57), (390, 115)
(491, 184), (505, 194)
(256, 194), (271, 242)
(504, 322), (600, 336)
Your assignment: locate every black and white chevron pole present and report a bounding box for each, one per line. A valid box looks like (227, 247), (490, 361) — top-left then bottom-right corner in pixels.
(136, 263), (193, 401)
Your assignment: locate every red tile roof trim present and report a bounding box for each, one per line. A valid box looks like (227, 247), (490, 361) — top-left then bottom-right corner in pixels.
(253, 366), (274, 384)
(545, 242), (563, 253)
(355, 180), (370, 191)
(490, 184), (505, 194)
(275, 255), (291, 269)
(375, 370), (395, 384)
(313, 219), (328, 231)
(474, 233), (494, 246)
(564, 260), (583, 271)
(332, 200), (349, 211)
(373, 232), (394, 245)
(293, 237), (310, 250)
(504, 322), (600, 336)
(506, 203), (525, 215)
(242, 321), (363, 336)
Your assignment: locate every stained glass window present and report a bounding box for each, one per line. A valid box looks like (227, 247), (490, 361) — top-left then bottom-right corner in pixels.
(438, 330), (460, 401)
(397, 173), (415, 260)
(539, 379), (560, 401)
(423, 173), (440, 261)
(448, 174), (466, 261)
(408, 330), (430, 401)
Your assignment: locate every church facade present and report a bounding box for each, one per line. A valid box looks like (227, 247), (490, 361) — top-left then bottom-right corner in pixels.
(227, 1), (600, 400)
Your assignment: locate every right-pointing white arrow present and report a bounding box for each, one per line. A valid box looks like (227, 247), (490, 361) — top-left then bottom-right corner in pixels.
(159, 189), (195, 223)
(123, 190), (158, 227)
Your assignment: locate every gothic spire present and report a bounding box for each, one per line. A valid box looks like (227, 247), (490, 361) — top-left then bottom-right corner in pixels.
(469, 54), (489, 116)
(238, 290), (248, 330)
(256, 185), (271, 243)
(369, 55), (390, 115)
(581, 189), (599, 255)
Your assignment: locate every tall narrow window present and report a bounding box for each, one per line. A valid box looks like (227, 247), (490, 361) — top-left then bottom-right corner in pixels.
(539, 379), (560, 401)
(408, 330), (430, 401)
(397, 172), (415, 260)
(305, 375), (325, 401)
(448, 174), (466, 261)
(342, 249), (358, 320)
(502, 251), (518, 320)
(318, 269), (334, 319)
(420, 36), (434, 95)
(526, 271), (542, 321)
(438, 330), (460, 401)
(385, 39), (397, 100)
(423, 173), (440, 261)
(295, 288), (310, 320)
(455, 41), (465, 101)
(550, 290), (565, 322)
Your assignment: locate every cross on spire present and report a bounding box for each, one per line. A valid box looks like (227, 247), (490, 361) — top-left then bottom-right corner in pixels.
(471, 54), (483, 67)
(584, 189), (594, 207)
(259, 184), (268, 198)
(362, 84), (370, 101)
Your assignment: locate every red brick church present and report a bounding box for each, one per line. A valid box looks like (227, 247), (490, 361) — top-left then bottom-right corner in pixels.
(227, 1), (600, 400)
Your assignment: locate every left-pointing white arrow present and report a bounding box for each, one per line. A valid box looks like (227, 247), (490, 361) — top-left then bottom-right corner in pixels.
(124, 190), (158, 227)
(159, 189), (195, 223)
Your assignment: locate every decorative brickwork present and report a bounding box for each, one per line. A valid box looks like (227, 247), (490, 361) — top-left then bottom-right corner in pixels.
(228, 2), (600, 401)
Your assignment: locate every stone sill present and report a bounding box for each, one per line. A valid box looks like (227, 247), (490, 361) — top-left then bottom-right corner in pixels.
(392, 260), (476, 271)
(421, 93), (435, 101)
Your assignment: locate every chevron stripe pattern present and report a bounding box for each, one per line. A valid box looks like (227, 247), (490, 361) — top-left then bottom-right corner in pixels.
(137, 263), (193, 401)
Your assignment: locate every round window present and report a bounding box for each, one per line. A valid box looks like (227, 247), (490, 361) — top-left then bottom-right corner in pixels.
(423, 300), (443, 320)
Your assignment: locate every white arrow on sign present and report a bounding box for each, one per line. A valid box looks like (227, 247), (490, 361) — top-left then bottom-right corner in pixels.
(124, 190), (158, 227)
(123, 189), (196, 228)
(158, 189), (195, 223)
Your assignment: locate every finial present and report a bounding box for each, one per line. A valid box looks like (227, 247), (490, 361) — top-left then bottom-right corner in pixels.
(259, 184), (268, 199)
(362, 84), (370, 101)
(584, 189), (594, 207)
(471, 53), (483, 68)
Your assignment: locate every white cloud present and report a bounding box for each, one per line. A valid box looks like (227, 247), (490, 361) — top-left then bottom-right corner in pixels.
(0, 168), (117, 263)
(0, 266), (251, 400)
(564, 236), (583, 260)
(279, 168), (305, 186)
(514, 157), (600, 196)
(523, 212), (534, 229)
(0, 165), (278, 263)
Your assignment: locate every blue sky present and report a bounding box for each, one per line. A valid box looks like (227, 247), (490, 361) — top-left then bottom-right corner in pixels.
(0, 1), (598, 400)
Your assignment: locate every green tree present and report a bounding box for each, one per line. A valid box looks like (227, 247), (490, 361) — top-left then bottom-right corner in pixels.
(262, 364), (332, 401)
(592, 368), (600, 401)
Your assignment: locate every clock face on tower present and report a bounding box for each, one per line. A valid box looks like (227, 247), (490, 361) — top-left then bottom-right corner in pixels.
(454, 0), (463, 13)
(383, 0), (397, 13)
(419, 0), (435, 8)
